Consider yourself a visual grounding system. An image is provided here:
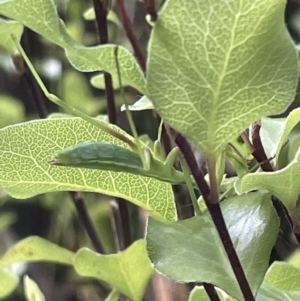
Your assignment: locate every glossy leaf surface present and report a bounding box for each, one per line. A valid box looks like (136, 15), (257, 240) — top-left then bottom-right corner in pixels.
(147, 192), (279, 300)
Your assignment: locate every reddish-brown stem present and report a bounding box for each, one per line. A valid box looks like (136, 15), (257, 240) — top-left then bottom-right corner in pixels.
(203, 283), (221, 301)
(69, 192), (105, 253)
(250, 123), (297, 243)
(175, 133), (255, 301)
(92, 0), (132, 249)
(117, 0), (146, 72)
(250, 122), (273, 171)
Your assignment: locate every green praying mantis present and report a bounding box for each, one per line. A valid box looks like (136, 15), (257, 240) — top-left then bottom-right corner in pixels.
(13, 35), (198, 188)
(13, 34), (255, 202)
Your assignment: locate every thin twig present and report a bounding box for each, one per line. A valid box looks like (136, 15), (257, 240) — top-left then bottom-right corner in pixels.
(93, 0), (132, 250)
(69, 192), (105, 253)
(92, 0), (117, 124)
(250, 122), (273, 172)
(174, 132), (255, 301)
(117, 0), (146, 72)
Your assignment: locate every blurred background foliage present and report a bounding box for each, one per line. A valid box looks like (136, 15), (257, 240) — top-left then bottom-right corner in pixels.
(0, 0), (300, 300)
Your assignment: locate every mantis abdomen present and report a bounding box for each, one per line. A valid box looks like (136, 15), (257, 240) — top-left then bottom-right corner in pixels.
(49, 141), (144, 173)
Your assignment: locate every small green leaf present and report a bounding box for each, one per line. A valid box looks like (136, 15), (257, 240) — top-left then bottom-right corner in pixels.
(265, 262), (300, 292)
(0, 269), (19, 299)
(65, 46), (147, 94)
(146, 192), (279, 300)
(120, 96), (154, 112)
(23, 275), (45, 301)
(0, 236), (74, 267)
(147, 0), (298, 157)
(188, 286), (227, 301)
(260, 117), (286, 162)
(273, 108), (300, 160)
(237, 147), (300, 212)
(0, 118), (176, 221)
(0, 0), (146, 94)
(74, 240), (154, 301)
(0, 18), (23, 54)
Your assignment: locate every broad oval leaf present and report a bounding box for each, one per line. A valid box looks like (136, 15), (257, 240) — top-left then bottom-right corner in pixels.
(147, 0), (298, 156)
(0, 118), (176, 221)
(0, 236), (74, 267)
(146, 192), (279, 300)
(74, 240), (154, 301)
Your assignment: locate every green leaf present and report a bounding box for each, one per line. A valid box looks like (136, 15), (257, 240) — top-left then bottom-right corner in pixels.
(0, 0), (146, 94)
(0, 18), (23, 54)
(0, 118), (176, 221)
(147, 0), (298, 156)
(146, 192), (279, 301)
(188, 286), (227, 301)
(0, 236), (74, 267)
(265, 262), (300, 292)
(65, 46), (147, 94)
(237, 147), (300, 212)
(23, 275), (45, 301)
(0, 269), (19, 299)
(120, 96), (154, 112)
(74, 240), (154, 301)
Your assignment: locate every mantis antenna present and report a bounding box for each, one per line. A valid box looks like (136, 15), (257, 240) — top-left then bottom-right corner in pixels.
(11, 34), (137, 151)
(114, 46), (149, 169)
